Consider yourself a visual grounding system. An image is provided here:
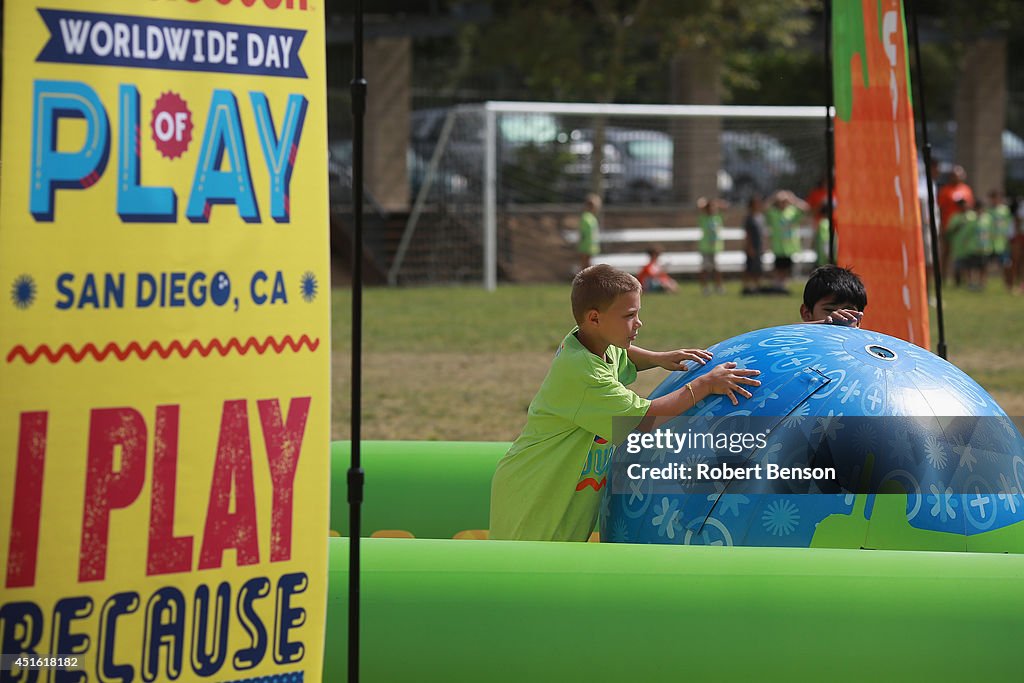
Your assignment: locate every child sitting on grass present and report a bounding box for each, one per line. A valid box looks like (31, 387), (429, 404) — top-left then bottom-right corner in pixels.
(489, 264), (761, 541)
(799, 264), (867, 327)
(636, 246), (678, 293)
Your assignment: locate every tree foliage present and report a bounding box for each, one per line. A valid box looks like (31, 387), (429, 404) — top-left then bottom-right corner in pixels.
(468, 0), (818, 104)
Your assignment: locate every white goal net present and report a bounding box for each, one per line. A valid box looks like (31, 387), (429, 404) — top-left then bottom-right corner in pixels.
(389, 101), (831, 288)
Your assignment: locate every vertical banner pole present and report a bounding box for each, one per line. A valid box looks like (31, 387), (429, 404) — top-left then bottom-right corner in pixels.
(484, 105), (497, 291)
(349, 0), (367, 680)
(908, 0), (948, 359)
(825, 0), (836, 263)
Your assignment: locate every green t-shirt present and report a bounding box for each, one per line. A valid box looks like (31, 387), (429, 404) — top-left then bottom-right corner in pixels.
(490, 330), (650, 541)
(987, 205), (1012, 254)
(816, 218), (831, 265)
(578, 211), (600, 255)
(976, 211), (993, 255)
(698, 213), (724, 254)
(765, 205), (803, 257)
(947, 210), (980, 260)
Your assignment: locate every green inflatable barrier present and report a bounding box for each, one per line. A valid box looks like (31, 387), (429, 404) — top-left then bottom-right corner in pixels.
(323, 537), (1024, 682)
(330, 440), (508, 538)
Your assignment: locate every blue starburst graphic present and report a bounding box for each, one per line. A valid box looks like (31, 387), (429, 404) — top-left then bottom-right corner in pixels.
(11, 275), (36, 309)
(300, 271), (318, 302)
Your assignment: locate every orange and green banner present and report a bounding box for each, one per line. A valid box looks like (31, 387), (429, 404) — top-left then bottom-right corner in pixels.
(0, 1), (330, 680)
(833, 0), (930, 348)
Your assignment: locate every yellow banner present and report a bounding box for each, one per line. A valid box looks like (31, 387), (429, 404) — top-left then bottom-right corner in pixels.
(0, 1), (330, 681)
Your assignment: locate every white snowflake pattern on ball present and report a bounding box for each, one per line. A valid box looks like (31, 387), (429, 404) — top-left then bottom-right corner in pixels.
(852, 422), (877, 454)
(762, 499), (800, 536)
(710, 491), (750, 517)
(923, 434), (948, 470)
(717, 343), (750, 358)
(997, 473), (1020, 513)
(827, 350), (857, 364)
(927, 484), (958, 522)
(758, 440), (784, 464)
(651, 497), (683, 540)
(781, 402), (811, 427)
(811, 410), (844, 443)
(950, 435), (977, 472)
(888, 429), (915, 467)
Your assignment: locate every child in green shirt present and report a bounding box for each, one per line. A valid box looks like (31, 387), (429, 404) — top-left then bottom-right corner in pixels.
(947, 198), (985, 289)
(577, 193), (602, 271)
(697, 196), (727, 295)
(766, 190), (810, 291)
(490, 265), (762, 541)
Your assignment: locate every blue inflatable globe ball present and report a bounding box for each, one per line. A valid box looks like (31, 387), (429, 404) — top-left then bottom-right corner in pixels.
(602, 324), (1024, 552)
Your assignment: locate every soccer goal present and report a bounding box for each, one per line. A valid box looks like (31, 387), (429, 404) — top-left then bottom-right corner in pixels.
(391, 101), (831, 289)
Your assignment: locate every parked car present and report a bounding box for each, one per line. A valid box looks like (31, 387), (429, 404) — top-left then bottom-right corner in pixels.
(407, 109), (797, 204)
(412, 108), (581, 202)
(560, 132), (628, 200)
(328, 139), (469, 207)
(572, 127), (673, 203)
(719, 131), (798, 200)
(569, 126), (806, 203)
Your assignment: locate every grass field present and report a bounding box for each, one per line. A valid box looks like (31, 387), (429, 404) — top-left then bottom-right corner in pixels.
(330, 280), (1024, 441)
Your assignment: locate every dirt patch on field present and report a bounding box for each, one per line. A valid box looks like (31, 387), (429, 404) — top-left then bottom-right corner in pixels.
(332, 351), (555, 441)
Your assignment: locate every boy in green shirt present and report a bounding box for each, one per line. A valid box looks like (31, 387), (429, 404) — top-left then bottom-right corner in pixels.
(490, 265), (762, 541)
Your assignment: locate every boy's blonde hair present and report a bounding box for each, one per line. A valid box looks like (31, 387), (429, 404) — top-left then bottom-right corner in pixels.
(571, 264), (641, 323)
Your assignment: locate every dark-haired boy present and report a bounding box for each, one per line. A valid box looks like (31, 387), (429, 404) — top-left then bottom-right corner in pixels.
(799, 264), (867, 327)
(490, 264), (761, 541)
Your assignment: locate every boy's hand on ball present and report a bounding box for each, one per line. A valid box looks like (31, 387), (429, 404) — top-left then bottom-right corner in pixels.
(660, 348), (713, 372)
(705, 362), (761, 406)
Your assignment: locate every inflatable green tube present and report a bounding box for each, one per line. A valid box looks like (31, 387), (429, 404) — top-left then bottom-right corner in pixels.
(323, 537), (1024, 681)
(330, 441), (507, 538)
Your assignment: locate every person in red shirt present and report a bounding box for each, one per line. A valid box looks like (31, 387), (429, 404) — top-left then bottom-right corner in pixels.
(804, 176), (835, 225)
(636, 246), (678, 294)
(937, 165), (975, 280)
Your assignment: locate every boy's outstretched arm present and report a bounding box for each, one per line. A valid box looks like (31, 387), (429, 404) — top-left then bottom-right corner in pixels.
(636, 362), (761, 431)
(628, 345), (713, 372)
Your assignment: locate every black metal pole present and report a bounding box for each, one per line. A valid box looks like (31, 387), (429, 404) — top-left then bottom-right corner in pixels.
(825, 0), (836, 264)
(348, 0), (367, 680)
(908, 0), (948, 359)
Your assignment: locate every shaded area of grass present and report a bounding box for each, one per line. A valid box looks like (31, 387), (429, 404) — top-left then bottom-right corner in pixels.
(331, 280), (1024, 440)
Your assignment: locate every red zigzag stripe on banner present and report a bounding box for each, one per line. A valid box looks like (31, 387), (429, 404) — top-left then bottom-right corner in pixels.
(5, 335), (320, 364)
(575, 477), (606, 492)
